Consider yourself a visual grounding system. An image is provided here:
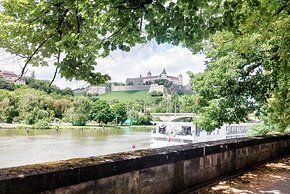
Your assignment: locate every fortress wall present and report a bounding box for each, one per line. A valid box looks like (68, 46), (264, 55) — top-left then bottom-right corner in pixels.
(148, 84), (166, 94)
(87, 86), (110, 95)
(111, 85), (150, 91)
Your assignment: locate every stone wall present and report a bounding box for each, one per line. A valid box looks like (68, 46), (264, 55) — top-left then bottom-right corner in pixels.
(148, 84), (167, 95)
(1, 135), (290, 194)
(111, 85), (150, 92)
(87, 86), (110, 95)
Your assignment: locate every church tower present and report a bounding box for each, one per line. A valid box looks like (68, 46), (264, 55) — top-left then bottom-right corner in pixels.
(147, 71), (152, 77)
(160, 69), (167, 79)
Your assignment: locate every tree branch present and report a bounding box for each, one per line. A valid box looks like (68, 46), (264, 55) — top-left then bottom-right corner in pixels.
(15, 54), (29, 59)
(273, 2), (289, 16)
(49, 47), (61, 87)
(17, 34), (53, 81)
(114, 0), (153, 10)
(139, 15), (143, 33)
(107, 25), (126, 39)
(17, 6), (69, 81)
(31, 10), (50, 22)
(75, 0), (81, 33)
(31, 2), (65, 22)
(50, 66), (58, 87)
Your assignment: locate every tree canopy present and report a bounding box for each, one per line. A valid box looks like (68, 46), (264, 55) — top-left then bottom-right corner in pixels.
(0, 0), (289, 131)
(0, 0), (245, 83)
(188, 1), (289, 131)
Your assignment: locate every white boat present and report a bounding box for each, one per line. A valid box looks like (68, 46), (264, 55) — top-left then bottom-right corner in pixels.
(150, 122), (252, 148)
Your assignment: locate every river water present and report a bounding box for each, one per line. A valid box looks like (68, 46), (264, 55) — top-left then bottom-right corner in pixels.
(0, 127), (152, 169)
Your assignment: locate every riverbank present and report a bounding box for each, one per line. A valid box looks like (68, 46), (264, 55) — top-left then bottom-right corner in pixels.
(0, 123), (154, 130)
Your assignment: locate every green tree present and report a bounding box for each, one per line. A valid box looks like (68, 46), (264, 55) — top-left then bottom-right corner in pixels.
(53, 98), (72, 119)
(0, 0), (235, 84)
(0, 92), (18, 123)
(25, 77), (73, 96)
(155, 79), (173, 88)
(62, 87), (74, 96)
(91, 99), (113, 125)
(170, 91), (180, 113)
(133, 111), (152, 125)
(189, 19), (289, 131)
(180, 95), (196, 113)
(70, 97), (91, 126)
(112, 102), (127, 125)
(184, 0), (288, 132)
(14, 88), (46, 124)
(0, 78), (15, 91)
(36, 109), (49, 120)
(1, 0), (289, 131)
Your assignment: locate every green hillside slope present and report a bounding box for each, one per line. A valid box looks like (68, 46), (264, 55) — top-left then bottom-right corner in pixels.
(97, 90), (156, 103)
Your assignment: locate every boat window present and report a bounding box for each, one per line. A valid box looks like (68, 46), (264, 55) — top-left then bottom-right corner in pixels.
(181, 126), (192, 136)
(158, 125), (167, 134)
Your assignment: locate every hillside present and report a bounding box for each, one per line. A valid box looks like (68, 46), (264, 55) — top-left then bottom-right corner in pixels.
(97, 90), (157, 104)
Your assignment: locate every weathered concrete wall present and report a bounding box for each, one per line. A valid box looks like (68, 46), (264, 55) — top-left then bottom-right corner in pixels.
(111, 85), (150, 92)
(87, 86), (110, 95)
(1, 135), (290, 194)
(148, 84), (167, 95)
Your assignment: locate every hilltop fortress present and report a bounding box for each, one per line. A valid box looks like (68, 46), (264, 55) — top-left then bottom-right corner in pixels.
(126, 69), (183, 86)
(86, 69), (192, 96)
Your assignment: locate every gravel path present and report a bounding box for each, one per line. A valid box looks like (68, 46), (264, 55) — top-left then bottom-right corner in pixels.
(192, 154), (290, 194)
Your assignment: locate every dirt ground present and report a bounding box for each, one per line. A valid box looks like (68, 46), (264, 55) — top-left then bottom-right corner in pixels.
(192, 154), (290, 194)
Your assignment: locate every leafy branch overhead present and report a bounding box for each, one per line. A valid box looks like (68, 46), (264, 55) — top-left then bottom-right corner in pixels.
(0, 0), (289, 131)
(188, 1), (290, 131)
(0, 0), (243, 84)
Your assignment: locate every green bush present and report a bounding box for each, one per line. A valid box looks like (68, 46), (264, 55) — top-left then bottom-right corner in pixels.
(0, 79), (15, 91)
(36, 109), (49, 120)
(34, 119), (50, 129)
(150, 91), (163, 97)
(72, 114), (87, 126)
(133, 112), (152, 125)
(25, 113), (35, 125)
(248, 123), (276, 136)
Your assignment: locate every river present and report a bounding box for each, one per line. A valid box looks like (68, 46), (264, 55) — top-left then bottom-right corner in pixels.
(0, 127), (152, 169)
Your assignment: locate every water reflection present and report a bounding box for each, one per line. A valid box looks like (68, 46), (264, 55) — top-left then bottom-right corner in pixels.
(0, 127), (152, 168)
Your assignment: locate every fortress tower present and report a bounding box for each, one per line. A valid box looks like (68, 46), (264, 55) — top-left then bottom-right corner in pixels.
(126, 69), (183, 86)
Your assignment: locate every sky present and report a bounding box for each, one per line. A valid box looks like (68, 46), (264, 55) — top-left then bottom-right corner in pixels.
(0, 43), (206, 89)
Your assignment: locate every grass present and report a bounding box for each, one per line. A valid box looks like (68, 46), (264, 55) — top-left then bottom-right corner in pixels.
(74, 91), (86, 96)
(97, 90), (157, 104)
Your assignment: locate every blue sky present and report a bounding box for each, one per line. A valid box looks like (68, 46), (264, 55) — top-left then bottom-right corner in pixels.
(0, 43), (206, 89)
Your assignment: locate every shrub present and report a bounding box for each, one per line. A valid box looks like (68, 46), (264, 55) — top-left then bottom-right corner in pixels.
(72, 114), (87, 126)
(36, 109), (49, 120)
(150, 91), (163, 97)
(34, 119), (50, 129)
(25, 113), (35, 125)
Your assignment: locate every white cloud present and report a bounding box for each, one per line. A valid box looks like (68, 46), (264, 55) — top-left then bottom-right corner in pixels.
(0, 44), (205, 89)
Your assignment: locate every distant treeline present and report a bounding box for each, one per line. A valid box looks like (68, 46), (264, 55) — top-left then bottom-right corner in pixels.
(0, 87), (197, 129)
(0, 76), (74, 96)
